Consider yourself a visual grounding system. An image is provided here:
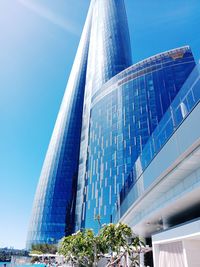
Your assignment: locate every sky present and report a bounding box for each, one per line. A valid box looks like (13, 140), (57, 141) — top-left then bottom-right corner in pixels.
(0, 0), (200, 249)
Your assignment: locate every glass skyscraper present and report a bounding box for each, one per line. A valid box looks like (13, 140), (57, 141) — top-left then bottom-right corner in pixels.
(26, 1), (93, 248)
(79, 47), (195, 231)
(75, 0), (132, 232)
(27, 0), (196, 248)
(26, 0), (132, 248)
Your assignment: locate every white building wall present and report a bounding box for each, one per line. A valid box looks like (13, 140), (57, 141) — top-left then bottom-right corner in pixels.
(183, 240), (200, 267)
(152, 219), (200, 267)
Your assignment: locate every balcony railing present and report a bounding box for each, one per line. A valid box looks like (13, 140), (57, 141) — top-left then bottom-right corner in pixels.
(113, 63), (200, 222)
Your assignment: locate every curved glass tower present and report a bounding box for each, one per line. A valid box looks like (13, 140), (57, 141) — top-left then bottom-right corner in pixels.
(27, 0), (196, 248)
(26, 2), (93, 248)
(75, 0), (132, 231)
(79, 46), (195, 231)
(27, 0), (132, 248)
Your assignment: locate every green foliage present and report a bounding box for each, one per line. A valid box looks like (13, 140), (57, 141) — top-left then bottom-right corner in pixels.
(30, 256), (39, 263)
(0, 249), (29, 262)
(0, 251), (9, 262)
(30, 243), (57, 254)
(30, 250), (43, 255)
(59, 229), (102, 267)
(59, 223), (146, 267)
(99, 223), (132, 253)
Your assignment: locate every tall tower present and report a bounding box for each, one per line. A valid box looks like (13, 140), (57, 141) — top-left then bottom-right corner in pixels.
(79, 46), (195, 232)
(75, 0), (132, 231)
(27, 0), (196, 247)
(27, 0), (132, 247)
(26, 2), (93, 248)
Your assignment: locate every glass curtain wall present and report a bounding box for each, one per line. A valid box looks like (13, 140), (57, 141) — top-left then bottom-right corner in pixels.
(26, 1), (94, 248)
(81, 47), (195, 231)
(75, 0), (132, 231)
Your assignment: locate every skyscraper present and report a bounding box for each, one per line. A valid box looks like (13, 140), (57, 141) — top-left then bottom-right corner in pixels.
(78, 46), (195, 232)
(27, 0), (196, 249)
(26, 0), (132, 248)
(26, 0), (93, 248)
(75, 0), (132, 232)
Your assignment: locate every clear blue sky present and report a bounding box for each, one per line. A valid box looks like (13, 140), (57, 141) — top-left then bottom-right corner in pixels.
(0, 0), (200, 249)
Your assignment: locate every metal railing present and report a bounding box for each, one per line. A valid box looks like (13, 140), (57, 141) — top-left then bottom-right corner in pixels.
(113, 64), (200, 221)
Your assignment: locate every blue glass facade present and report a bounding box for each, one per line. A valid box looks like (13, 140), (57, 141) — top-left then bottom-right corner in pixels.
(26, 2), (93, 248)
(88, 0), (132, 93)
(27, 0), (197, 248)
(27, 0), (132, 247)
(75, 0), (132, 230)
(80, 47), (195, 231)
(115, 62), (200, 221)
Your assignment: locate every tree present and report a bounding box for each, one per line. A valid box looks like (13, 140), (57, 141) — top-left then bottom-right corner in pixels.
(59, 229), (105, 267)
(99, 223), (145, 266)
(30, 256), (40, 264)
(59, 223), (146, 267)
(30, 243), (57, 254)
